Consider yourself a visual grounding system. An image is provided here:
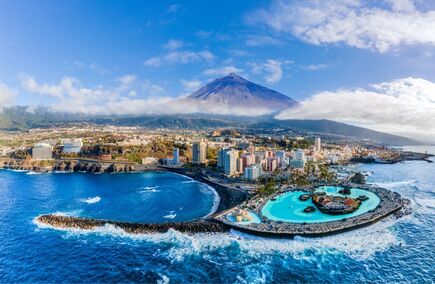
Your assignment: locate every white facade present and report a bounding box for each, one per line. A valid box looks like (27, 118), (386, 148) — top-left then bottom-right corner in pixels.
(315, 137), (321, 152)
(294, 149), (306, 162)
(291, 149), (306, 169)
(192, 141), (206, 164)
(244, 165), (261, 180)
(275, 150), (286, 159)
(173, 148), (180, 165)
(224, 150), (238, 176)
(62, 138), (83, 154)
(218, 148), (230, 168)
(32, 143), (53, 160)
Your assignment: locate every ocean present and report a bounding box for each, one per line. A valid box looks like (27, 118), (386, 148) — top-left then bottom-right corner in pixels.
(0, 147), (434, 283)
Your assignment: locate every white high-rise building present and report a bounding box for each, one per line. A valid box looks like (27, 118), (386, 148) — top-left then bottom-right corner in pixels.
(173, 148), (180, 165)
(290, 149), (306, 169)
(224, 150), (238, 176)
(315, 137), (321, 152)
(192, 140), (207, 164)
(244, 164), (261, 180)
(266, 157), (278, 172)
(275, 150), (286, 160)
(294, 149), (306, 161)
(218, 148), (231, 168)
(61, 138), (83, 154)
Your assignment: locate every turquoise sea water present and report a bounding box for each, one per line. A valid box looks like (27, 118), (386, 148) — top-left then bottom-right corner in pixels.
(261, 186), (380, 223)
(0, 146), (434, 282)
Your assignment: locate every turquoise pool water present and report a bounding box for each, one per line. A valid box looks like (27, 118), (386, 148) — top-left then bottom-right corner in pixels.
(261, 186), (381, 223)
(226, 211), (262, 224)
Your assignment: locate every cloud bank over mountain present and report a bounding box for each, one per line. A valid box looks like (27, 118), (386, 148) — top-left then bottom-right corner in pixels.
(0, 83), (15, 111)
(249, 0), (435, 52)
(16, 73), (435, 140)
(276, 77), (435, 141)
(19, 74), (276, 116)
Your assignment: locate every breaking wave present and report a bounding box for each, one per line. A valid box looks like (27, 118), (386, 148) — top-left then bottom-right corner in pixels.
(80, 196), (101, 204)
(163, 211), (177, 219)
(26, 171), (42, 175)
(34, 214), (404, 262)
(139, 186), (161, 193)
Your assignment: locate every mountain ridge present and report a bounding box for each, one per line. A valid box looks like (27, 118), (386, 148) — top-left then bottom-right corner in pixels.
(0, 107), (424, 145)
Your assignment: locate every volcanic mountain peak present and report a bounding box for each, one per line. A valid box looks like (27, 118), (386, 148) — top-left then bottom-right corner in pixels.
(185, 73), (299, 111)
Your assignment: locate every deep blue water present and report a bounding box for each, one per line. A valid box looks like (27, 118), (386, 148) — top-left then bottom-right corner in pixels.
(1, 148), (434, 283)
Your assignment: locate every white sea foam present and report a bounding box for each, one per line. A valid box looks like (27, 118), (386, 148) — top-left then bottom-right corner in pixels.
(26, 171), (41, 175)
(415, 198), (435, 209)
(163, 211), (177, 219)
(139, 186), (161, 193)
(201, 184), (220, 218)
(34, 213), (406, 262)
(371, 180), (417, 189)
(6, 169), (29, 173)
(80, 196), (101, 204)
(157, 273), (170, 284)
(53, 170), (71, 174)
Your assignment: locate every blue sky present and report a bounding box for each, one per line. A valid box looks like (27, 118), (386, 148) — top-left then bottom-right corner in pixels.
(1, 0), (435, 140)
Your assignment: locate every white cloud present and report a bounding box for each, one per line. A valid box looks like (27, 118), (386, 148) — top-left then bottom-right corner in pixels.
(89, 63), (109, 75)
(180, 79), (202, 91)
(20, 74), (167, 114)
(203, 66), (243, 76)
(301, 64), (332, 71)
(249, 0), (435, 52)
(74, 61), (109, 74)
(276, 77), (435, 139)
(245, 35), (282, 46)
(250, 59), (291, 83)
(163, 39), (184, 50)
(143, 79), (164, 95)
(0, 82), (15, 110)
(118, 74), (137, 87)
(144, 50), (214, 67)
(20, 74), (73, 98)
(18, 75), (276, 116)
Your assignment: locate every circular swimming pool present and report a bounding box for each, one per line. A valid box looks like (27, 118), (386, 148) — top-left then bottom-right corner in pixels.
(261, 186), (381, 223)
(226, 211), (262, 224)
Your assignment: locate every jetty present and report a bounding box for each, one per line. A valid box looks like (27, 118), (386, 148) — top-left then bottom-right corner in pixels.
(37, 214), (230, 234)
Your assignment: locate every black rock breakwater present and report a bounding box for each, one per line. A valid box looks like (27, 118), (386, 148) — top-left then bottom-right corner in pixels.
(37, 214), (230, 234)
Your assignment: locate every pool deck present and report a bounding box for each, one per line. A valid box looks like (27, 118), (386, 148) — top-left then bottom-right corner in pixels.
(213, 183), (407, 238)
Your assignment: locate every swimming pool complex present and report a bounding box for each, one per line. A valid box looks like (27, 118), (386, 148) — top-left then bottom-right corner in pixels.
(261, 186), (381, 223)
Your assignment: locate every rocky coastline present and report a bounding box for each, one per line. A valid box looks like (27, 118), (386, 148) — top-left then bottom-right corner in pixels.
(0, 158), (145, 174)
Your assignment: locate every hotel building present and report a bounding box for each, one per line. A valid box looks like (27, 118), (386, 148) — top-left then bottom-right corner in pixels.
(192, 140), (207, 164)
